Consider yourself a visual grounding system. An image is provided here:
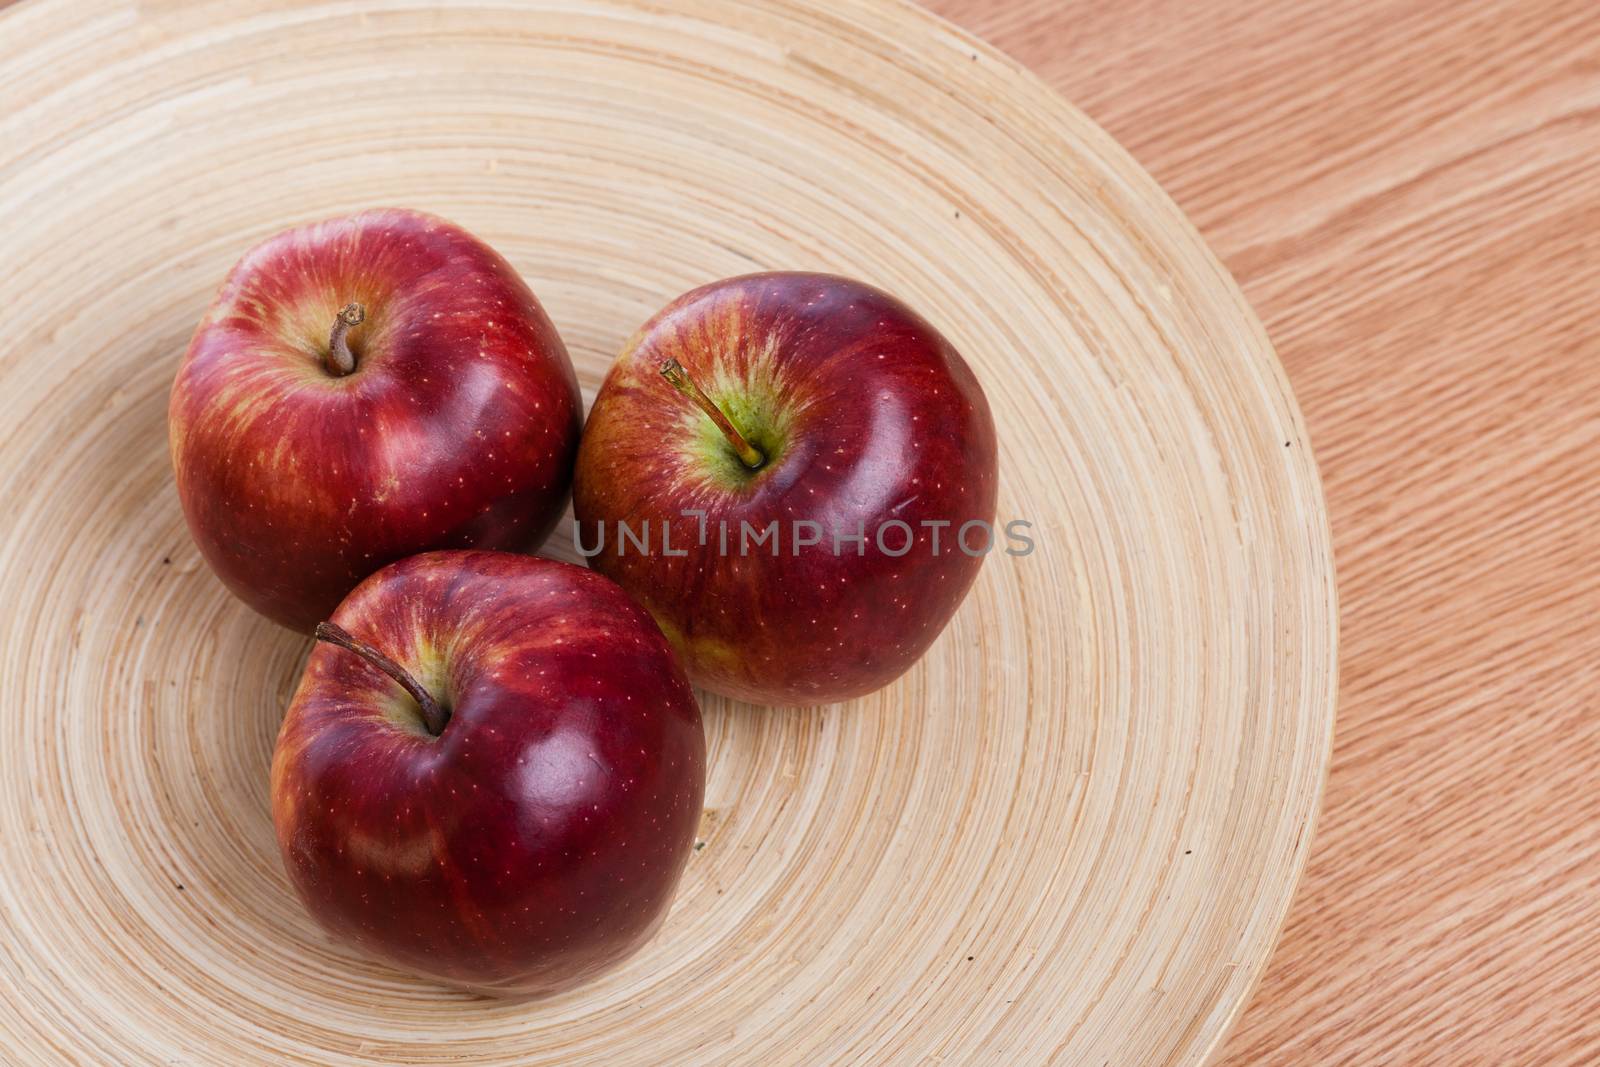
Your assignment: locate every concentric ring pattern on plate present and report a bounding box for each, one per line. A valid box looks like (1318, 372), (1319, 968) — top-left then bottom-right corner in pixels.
(0, 1), (1336, 1063)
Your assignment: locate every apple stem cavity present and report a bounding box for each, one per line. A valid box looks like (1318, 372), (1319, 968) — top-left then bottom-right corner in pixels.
(660, 358), (764, 469)
(313, 622), (450, 736)
(325, 303), (366, 376)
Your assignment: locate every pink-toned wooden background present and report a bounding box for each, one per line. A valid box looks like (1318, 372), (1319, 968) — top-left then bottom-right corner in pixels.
(921, 0), (1600, 1061)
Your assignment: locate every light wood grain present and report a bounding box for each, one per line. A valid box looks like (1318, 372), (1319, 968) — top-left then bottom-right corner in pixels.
(920, 0), (1600, 1062)
(0, 0), (1335, 1063)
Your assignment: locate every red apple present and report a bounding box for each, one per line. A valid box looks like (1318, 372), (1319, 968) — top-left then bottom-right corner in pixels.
(169, 208), (581, 631)
(572, 272), (998, 705)
(271, 550), (705, 995)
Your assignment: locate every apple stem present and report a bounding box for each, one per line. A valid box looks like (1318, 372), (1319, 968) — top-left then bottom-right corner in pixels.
(659, 358), (765, 469)
(325, 303), (366, 376)
(313, 622), (450, 736)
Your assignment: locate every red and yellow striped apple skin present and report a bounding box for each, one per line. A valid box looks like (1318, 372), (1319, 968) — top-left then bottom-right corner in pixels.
(271, 551), (705, 996)
(573, 273), (999, 706)
(169, 209), (581, 632)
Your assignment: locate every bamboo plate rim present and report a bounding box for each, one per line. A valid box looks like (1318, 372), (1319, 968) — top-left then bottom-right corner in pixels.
(0, 1), (1337, 1063)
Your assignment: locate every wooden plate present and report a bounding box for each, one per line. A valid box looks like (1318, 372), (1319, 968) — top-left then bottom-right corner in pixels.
(0, 1), (1337, 1063)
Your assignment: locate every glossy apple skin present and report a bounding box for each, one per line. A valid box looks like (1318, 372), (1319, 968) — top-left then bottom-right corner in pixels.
(270, 551), (705, 996)
(573, 272), (998, 705)
(169, 209), (582, 632)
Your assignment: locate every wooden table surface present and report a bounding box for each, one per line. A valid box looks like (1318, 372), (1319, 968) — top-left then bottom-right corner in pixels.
(3, 0), (1591, 1062)
(919, 0), (1600, 1062)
